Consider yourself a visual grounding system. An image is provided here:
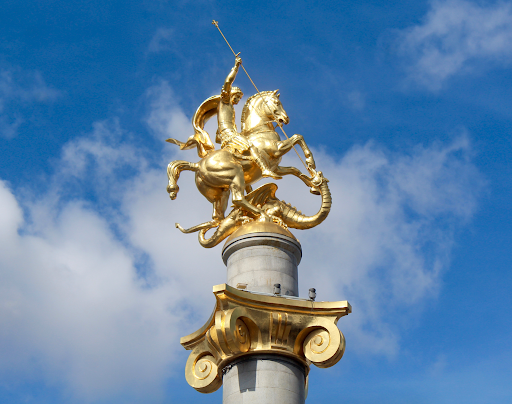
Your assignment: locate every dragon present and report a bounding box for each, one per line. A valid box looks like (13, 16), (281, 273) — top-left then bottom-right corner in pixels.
(176, 172), (331, 248)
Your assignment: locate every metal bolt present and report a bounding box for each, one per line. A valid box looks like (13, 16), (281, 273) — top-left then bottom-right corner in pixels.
(273, 283), (281, 295)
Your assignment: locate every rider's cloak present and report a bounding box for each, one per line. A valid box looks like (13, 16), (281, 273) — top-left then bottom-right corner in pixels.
(166, 95), (220, 158)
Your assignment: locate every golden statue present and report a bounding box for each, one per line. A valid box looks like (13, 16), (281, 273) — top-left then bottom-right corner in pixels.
(166, 52), (331, 247)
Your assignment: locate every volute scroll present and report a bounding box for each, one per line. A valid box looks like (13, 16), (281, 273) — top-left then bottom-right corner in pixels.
(185, 350), (222, 394)
(300, 322), (346, 368)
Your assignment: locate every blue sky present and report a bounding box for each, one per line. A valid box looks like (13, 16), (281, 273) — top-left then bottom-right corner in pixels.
(0, 0), (511, 403)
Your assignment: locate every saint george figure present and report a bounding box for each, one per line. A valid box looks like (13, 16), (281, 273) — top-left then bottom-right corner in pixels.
(217, 55), (282, 180)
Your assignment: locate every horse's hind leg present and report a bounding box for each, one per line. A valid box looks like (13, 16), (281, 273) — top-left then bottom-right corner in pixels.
(213, 189), (229, 222)
(167, 160), (198, 200)
(195, 175), (229, 222)
(230, 167), (267, 218)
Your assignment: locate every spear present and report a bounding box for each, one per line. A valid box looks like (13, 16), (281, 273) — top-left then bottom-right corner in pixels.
(212, 20), (311, 173)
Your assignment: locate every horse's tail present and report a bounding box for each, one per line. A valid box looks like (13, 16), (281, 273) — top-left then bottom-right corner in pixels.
(167, 160), (199, 200)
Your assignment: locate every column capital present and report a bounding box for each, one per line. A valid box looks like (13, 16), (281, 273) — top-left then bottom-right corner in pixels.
(180, 284), (351, 393)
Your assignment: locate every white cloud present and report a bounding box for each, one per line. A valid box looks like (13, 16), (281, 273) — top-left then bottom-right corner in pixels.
(144, 80), (190, 141)
(58, 118), (149, 203)
(0, 67), (60, 138)
(0, 84), (483, 401)
(397, 0), (512, 89)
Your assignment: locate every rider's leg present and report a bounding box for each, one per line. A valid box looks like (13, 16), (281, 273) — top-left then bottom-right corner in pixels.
(249, 146), (282, 179)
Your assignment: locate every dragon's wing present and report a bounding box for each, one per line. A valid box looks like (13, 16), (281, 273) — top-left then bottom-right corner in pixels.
(246, 183), (278, 207)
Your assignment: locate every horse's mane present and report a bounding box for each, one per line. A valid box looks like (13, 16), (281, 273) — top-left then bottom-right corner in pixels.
(240, 91), (276, 132)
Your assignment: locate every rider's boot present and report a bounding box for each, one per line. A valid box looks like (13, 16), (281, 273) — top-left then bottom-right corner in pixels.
(250, 146), (282, 179)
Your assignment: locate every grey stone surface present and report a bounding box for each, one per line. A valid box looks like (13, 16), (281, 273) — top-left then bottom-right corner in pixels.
(222, 233), (302, 296)
(223, 355), (306, 404)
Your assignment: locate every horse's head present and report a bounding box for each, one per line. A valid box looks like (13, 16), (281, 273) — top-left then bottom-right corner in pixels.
(241, 90), (289, 133)
(264, 90), (289, 125)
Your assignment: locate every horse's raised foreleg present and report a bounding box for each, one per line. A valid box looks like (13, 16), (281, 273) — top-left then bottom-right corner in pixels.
(274, 166), (322, 195)
(275, 134), (316, 172)
(167, 160), (199, 200)
(274, 166), (313, 187)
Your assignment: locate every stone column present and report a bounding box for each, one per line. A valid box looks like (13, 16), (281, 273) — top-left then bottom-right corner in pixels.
(179, 222), (349, 400)
(221, 223), (306, 404)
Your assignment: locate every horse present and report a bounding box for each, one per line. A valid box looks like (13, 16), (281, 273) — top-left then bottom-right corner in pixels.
(167, 90), (320, 231)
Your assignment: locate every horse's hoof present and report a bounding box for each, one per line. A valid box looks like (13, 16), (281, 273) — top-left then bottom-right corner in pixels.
(167, 184), (179, 193)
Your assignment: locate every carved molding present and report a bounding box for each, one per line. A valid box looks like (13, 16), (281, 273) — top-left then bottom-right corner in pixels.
(181, 284), (351, 393)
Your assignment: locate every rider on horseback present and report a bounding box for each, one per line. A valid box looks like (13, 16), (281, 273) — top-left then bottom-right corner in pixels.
(217, 55), (282, 180)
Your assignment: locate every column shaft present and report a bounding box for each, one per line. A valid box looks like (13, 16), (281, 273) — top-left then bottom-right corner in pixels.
(222, 231), (305, 403)
(222, 232), (302, 297)
(223, 355), (306, 404)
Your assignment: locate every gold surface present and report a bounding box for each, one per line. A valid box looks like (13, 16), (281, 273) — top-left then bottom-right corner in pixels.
(166, 55), (331, 248)
(181, 284), (351, 393)
(224, 220), (298, 244)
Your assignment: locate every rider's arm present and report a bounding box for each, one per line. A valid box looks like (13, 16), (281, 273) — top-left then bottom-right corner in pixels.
(221, 56), (242, 103)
